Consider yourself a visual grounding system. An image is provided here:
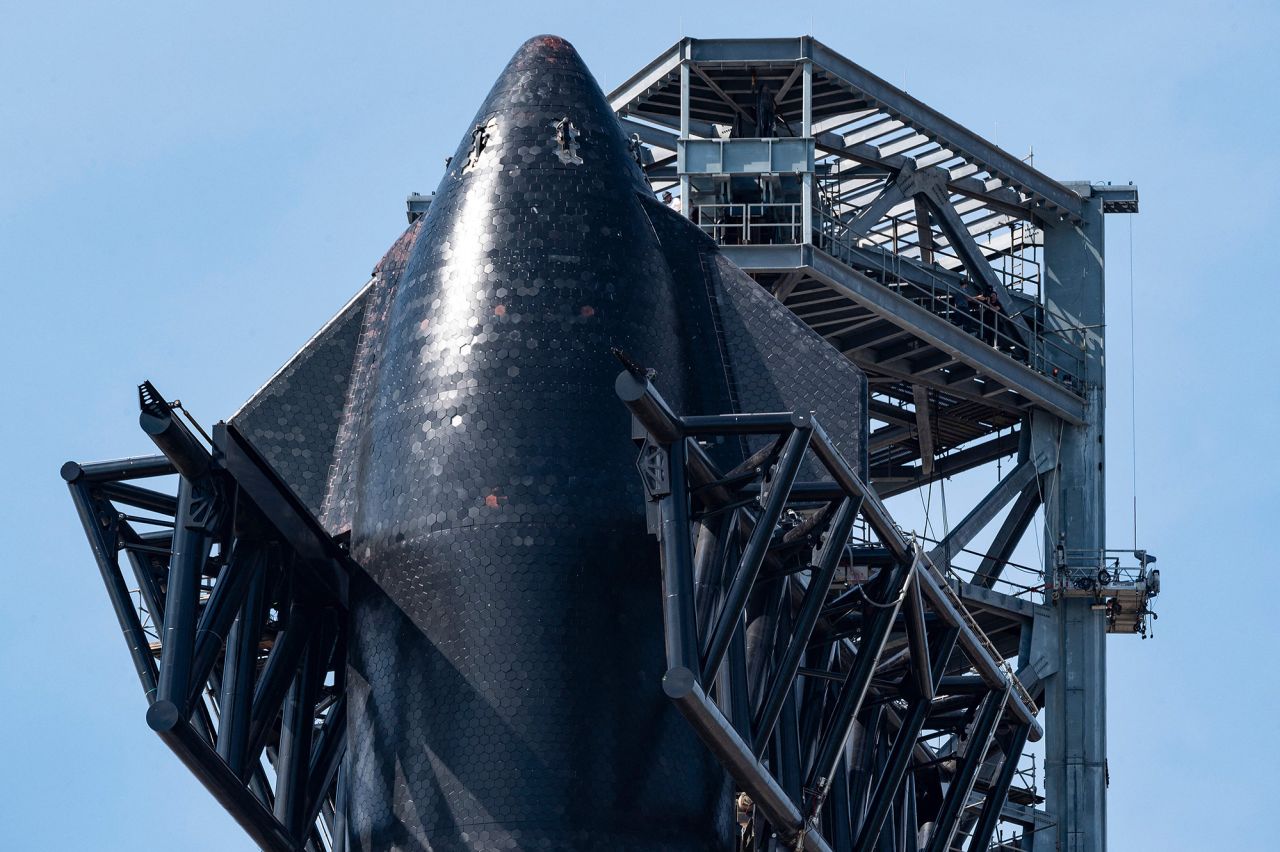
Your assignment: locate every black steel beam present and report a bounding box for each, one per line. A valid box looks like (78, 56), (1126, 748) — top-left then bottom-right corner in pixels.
(275, 620), (325, 836)
(61, 455), (175, 485)
(968, 721), (1033, 851)
(809, 422), (910, 563)
(659, 438), (700, 672)
(304, 695), (347, 839)
(98, 481), (179, 515)
(244, 602), (313, 778)
(664, 667), (833, 852)
(217, 567), (267, 777)
(925, 686), (1008, 852)
(754, 497), (861, 751)
(903, 578), (934, 702)
(153, 478), (208, 715)
(702, 422), (812, 683)
(138, 384), (214, 482)
(149, 714), (296, 852)
(851, 698), (931, 852)
(807, 556), (916, 803)
(215, 423), (350, 606)
(68, 483), (159, 701)
(189, 543), (267, 711)
(912, 566), (1040, 737)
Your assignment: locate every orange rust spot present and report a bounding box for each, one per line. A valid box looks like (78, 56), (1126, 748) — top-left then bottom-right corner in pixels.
(580, 305), (595, 318)
(494, 304), (507, 317)
(484, 494), (500, 508)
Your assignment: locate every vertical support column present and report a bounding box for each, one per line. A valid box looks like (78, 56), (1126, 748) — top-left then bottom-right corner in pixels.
(1036, 186), (1107, 852)
(679, 59), (691, 219)
(801, 60), (813, 245)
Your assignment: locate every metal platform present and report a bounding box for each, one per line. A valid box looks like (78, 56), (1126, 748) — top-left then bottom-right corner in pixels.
(611, 38), (1142, 499)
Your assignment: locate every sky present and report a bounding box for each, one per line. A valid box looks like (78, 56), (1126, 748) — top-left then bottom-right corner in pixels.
(1, 1), (1276, 849)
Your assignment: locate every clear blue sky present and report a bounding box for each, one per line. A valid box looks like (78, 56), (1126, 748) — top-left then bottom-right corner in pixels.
(2, 2), (1275, 848)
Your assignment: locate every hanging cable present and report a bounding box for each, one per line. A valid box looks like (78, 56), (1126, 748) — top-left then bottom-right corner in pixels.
(1129, 215), (1139, 548)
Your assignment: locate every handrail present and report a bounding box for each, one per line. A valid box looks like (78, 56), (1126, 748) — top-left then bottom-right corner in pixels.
(813, 206), (1085, 387)
(691, 201), (802, 246)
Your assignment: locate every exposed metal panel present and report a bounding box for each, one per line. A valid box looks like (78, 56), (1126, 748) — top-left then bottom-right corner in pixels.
(680, 137), (815, 174)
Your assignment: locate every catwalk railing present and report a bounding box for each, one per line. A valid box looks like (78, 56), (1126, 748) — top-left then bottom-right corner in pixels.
(616, 366), (1042, 852)
(686, 198), (1085, 393)
(64, 382), (351, 852)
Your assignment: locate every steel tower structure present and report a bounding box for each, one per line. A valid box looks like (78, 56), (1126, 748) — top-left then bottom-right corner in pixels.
(63, 35), (1158, 852)
(611, 37), (1155, 851)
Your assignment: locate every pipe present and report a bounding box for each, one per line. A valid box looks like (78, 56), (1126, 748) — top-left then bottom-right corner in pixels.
(658, 438), (700, 672)
(150, 715), (296, 852)
(663, 667), (832, 852)
(61, 455), (175, 484)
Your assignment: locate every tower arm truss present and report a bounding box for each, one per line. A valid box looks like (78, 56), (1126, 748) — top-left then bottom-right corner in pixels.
(617, 369), (1041, 851)
(64, 383), (352, 852)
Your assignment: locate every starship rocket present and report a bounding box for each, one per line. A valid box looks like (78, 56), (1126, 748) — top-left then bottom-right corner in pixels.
(226, 34), (868, 851)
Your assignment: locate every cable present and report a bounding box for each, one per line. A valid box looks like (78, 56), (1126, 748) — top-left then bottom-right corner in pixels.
(1129, 216), (1139, 548)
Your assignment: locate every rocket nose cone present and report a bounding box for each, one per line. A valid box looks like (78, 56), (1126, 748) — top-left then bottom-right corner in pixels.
(432, 31), (647, 197)
(514, 33), (580, 61)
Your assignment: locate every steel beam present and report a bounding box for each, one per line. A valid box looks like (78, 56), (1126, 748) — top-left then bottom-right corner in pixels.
(851, 698), (930, 852)
(67, 483), (159, 701)
(702, 421), (812, 682)
(753, 497), (860, 751)
(607, 40), (684, 113)
(808, 40), (1084, 219)
(217, 567), (267, 776)
(969, 721), (1033, 850)
(913, 564), (1040, 736)
(929, 459), (1037, 570)
(152, 478), (208, 716)
(973, 479), (1042, 588)
(149, 714), (296, 852)
(912, 385), (935, 476)
(664, 667), (833, 852)
(805, 246), (1085, 424)
(659, 438), (700, 672)
(807, 556), (915, 801)
(189, 543), (267, 710)
(1038, 187), (1109, 852)
(925, 686), (1008, 852)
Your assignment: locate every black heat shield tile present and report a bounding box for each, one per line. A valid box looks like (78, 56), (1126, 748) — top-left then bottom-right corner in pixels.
(230, 282), (370, 518)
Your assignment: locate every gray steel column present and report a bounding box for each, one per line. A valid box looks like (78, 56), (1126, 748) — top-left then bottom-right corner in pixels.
(801, 60), (813, 244)
(679, 58), (690, 217)
(1036, 185), (1107, 852)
